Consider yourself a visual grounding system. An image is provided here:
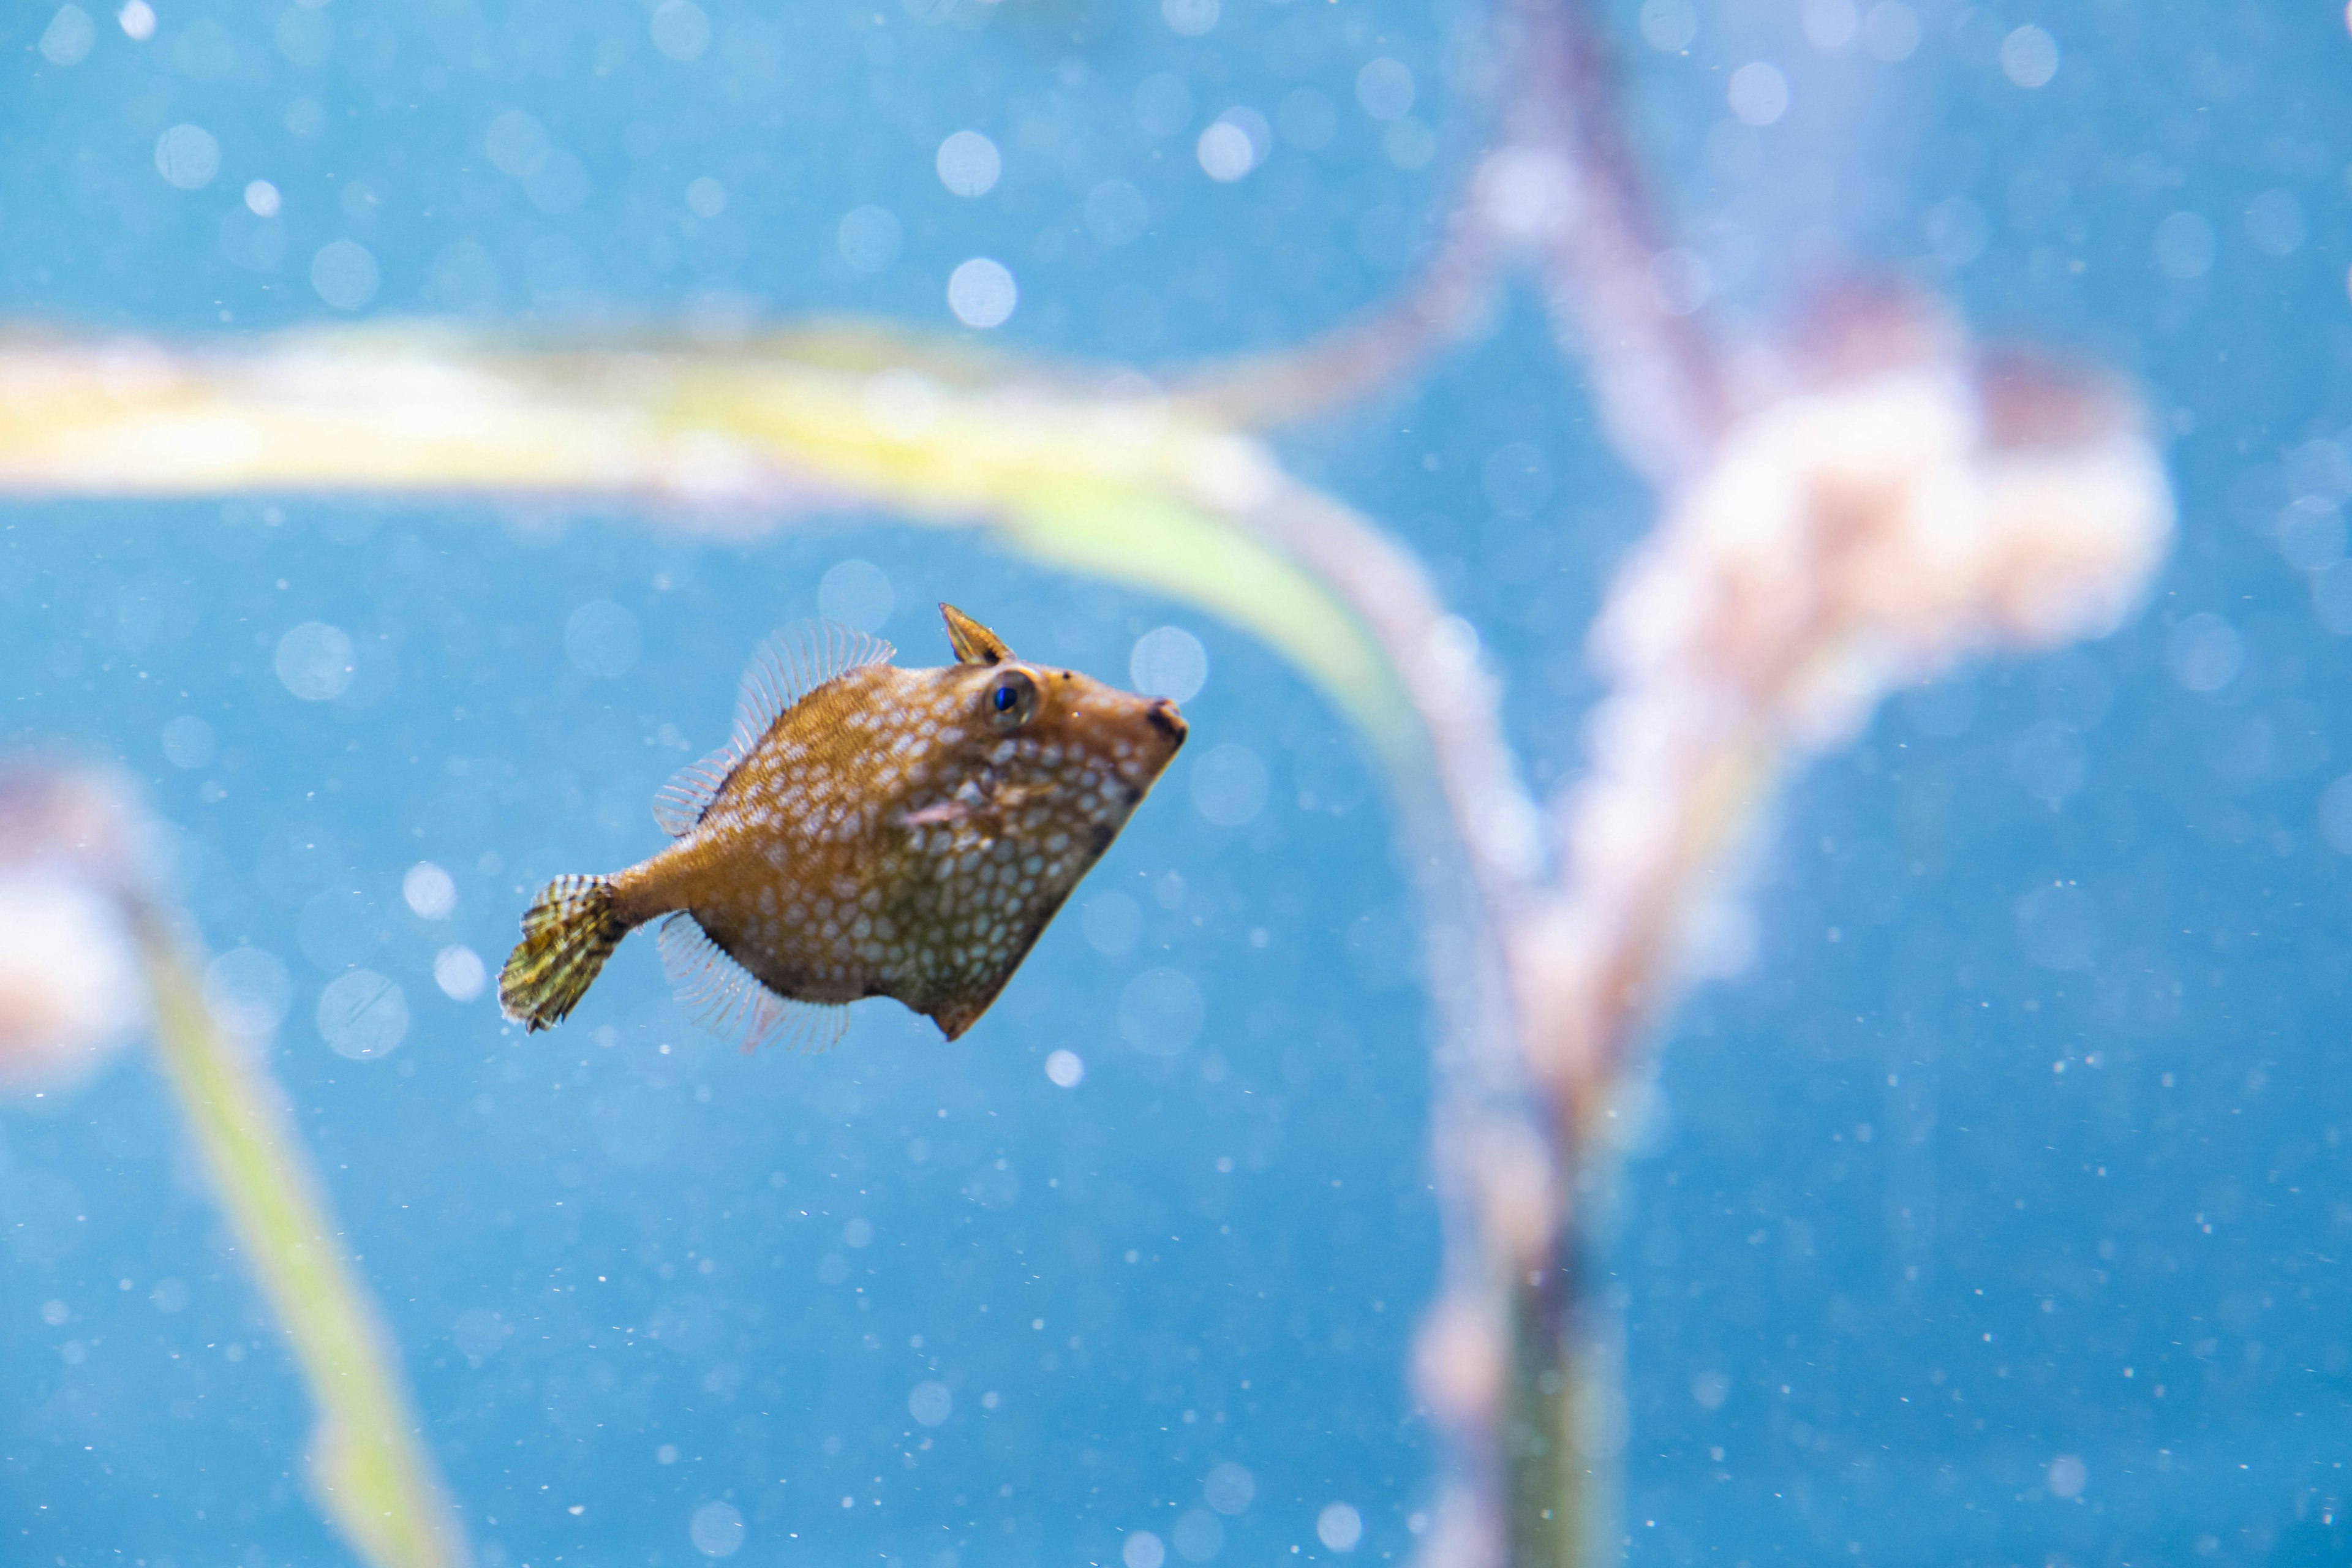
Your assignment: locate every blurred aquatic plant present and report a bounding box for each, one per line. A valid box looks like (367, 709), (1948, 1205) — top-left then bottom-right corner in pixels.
(0, 761), (469, 1568)
(0, 0), (2175, 1563)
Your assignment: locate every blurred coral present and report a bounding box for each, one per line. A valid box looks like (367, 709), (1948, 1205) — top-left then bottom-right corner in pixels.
(0, 763), (151, 1092)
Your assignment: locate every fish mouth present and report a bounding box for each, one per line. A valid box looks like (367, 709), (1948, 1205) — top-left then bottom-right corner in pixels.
(1146, 698), (1188, 748)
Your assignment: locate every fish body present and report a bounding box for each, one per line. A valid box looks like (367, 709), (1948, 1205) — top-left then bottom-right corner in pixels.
(499, 604), (1187, 1045)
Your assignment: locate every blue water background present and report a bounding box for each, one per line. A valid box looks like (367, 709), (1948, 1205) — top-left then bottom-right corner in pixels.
(6, 1), (2352, 1564)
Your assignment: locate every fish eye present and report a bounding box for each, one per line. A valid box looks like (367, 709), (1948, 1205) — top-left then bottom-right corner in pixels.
(986, 669), (1036, 729)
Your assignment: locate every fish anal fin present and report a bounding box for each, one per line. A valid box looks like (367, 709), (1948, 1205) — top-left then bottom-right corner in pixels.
(655, 913), (848, 1055)
(732, 621), (895, 752)
(939, 603), (1012, 666)
(652, 751), (735, 837)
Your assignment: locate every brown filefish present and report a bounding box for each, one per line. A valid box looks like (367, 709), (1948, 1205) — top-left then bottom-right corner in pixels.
(499, 603), (1188, 1047)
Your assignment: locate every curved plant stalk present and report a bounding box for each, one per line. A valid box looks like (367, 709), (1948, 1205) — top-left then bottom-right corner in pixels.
(131, 902), (469, 1568)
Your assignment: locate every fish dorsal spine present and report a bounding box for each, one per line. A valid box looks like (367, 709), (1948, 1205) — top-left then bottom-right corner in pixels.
(650, 619), (895, 838)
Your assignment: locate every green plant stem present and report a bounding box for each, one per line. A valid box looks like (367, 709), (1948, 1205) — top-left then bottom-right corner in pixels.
(132, 905), (468, 1568)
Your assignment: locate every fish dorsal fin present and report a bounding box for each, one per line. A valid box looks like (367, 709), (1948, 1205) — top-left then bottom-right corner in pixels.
(650, 620), (894, 839)
(655, 913), (850, 1054)
(940, 603), (1012, 666)
(733, 620), (895, 752)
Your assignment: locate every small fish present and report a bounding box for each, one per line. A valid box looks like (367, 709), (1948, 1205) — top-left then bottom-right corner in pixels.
(499, 603), (1188, 1046)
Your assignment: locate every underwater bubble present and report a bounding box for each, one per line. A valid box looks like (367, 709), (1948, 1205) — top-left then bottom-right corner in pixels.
(1355, 58), (1414, 121)
(1123, 1532), (1167, 1568)
(1130, 626), (1207, 703)
(2010, 720), (2087, 804)
(161, 715), (215, 769)
(909, 1379), (953, 1425)
(484, 110), (551, 178)
(1173, 1507), (1224, 1562)
(1118, 968), (1204, 1057)
(1046, 1049), (1085, 1088)
(154, 124), (221, 190)
(149, 1277), (189, 1313)
(1161, 0), (1216, 36)
(1082, 891), (1141, 956)
(685, 176), (726, 218)
(1190, 744), (1268, 827)
(2016, 883), (2100, 971)
(818, 559), (894, 633)
(1203, 1461), (1254, 1514)
(844, 1217), (873, 1248)
(650, 0), (711, 61)
(2032, 650), (2114, 733)
(2316, 774), (2352, 853)
(565, 600), (642, 679)
(244, 179), (282, 218)
(1196, 121), (1255, 183)
(1383, 110), (1434, 169)
(2165, 612), (2241, 692)
(1134, 73), (1195, 137)
(1691, 1370), (1731, 1408)
(1923, 196), (1988, 269)
(274, 622), (354, 701)
(2000, 24), (2059, 88)
(2278, 498), (2346, 573)
(1802, 0), (1857, 48)
(311, 239), (380, 311)
(274, 4), (326, 66)
(317, 969), (408, 1061)
(1085, 180), (1151, 247)
(1648, 248), (1712, 317)
(1727, 62), (1789, 126)
(2153, 213), (2215, 282)
(948, 258), (1017, 329)
(452, 1307), (511, 1364)
(2047, 1453), (2087, 1499)
(39, 6), (96, 66)
(689, 1500), (744, 1558)
(203, 946), (291, 1038)
(403, 861), (456, 919)
(434, 945), (486, 1002)
(838, 205), (902, 273)
(118, 0), (154, 40)
(1860, 1), (1918, 59)
(2245, 189), (2306, 257)
(1637, 0), (1697, 51)
(1316, 1504), (1363, 1553)
(936, 130), (1002, 198)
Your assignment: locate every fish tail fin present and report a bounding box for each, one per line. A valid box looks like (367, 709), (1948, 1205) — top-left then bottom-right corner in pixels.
(499, 874), (630, 1031)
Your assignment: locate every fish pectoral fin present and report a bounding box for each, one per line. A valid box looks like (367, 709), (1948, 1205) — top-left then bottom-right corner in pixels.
(652, 750), (734, 837)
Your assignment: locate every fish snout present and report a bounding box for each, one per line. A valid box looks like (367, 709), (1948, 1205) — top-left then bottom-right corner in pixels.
(1146, 698), (1188, 749)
